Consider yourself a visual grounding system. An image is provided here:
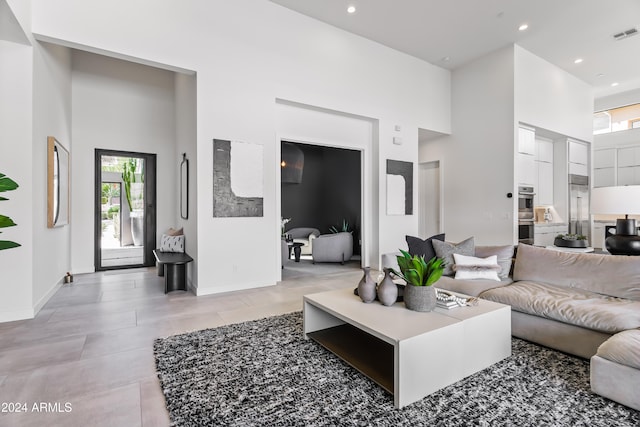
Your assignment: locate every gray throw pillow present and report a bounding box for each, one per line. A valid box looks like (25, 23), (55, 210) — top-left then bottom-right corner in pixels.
(475, 245), (515, 279)
(406, 233), (445, 262)
(432, 237), (475, 276)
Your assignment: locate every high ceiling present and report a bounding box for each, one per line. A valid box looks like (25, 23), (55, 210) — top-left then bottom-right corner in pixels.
(269, 0), (640, 99)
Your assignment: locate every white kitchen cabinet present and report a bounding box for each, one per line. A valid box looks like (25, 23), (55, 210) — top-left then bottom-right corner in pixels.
(569, 140), (588, 166)
(593, 148), (616, 187)
(569, 161), (588, 176)
(594, 149), (616, 169)
(537, 162), (553, 205)
(535, 138), (553, 205)
(592, 223), (610, 250)
(618, 165), (640, 185)
(518, 126), (536, 155)
(518, 153), (536, 186)
(536, 139), (554, 163)
(594, 168), (616, 187)
(534, 224), (568, 246)
(617, 146), (640, 168)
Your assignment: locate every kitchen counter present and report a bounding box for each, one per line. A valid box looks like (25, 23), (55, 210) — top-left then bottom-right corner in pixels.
(534, 222), (568, 228)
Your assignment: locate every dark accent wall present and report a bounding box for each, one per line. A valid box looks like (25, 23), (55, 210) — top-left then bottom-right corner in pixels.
(281, 142), (361, 252)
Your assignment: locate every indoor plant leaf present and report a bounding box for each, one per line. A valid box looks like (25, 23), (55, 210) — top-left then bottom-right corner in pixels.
(411, 257), (425, 285)
(425, 268), (443, 286)
(0, 215), (17, 229)
(404, 269), (420, 286)
(0, 241), (20, 250)
(0, 174), (19, 193)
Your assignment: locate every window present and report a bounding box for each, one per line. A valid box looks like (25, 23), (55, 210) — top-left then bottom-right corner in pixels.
(593, 103), (640, 135)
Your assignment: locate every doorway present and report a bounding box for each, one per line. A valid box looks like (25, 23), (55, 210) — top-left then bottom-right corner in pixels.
(280, 141), (363, 279)
(419, 161), (442, 237)
(95, 149), (157, 271)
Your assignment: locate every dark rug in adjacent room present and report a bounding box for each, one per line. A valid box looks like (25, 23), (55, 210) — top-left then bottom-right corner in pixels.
(153, 312), (639, 426)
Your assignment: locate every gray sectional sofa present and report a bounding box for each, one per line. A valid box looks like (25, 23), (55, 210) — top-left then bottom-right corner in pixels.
(383, 243), (640, 410)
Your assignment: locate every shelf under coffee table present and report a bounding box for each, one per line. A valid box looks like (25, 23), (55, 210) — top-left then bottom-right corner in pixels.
(303, 287), (511, 409)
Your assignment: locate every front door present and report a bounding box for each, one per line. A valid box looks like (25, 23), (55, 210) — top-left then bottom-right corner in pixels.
(95, 149), (157, 271)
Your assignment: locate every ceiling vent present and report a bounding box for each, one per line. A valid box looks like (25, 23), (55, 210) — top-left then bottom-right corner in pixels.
(613, 27), (638, 41)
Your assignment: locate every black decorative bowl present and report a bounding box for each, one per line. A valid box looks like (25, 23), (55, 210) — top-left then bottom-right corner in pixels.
(554, 237), (588, 248)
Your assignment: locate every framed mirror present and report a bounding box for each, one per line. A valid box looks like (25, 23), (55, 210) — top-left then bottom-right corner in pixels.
(180, 153), (189, 220)
(47, 136), (70, 228)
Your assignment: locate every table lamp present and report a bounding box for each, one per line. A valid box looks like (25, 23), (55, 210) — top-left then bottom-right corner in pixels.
(591, 185), (640, 255)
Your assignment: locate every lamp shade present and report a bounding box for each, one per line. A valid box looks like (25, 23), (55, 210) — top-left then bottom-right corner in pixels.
(591, 186), (640, 215)
(281, 142), (304, 184)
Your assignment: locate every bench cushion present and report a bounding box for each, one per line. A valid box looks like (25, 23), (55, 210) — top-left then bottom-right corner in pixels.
(481, 281), (640, 334)
(596, 329), (640, 369)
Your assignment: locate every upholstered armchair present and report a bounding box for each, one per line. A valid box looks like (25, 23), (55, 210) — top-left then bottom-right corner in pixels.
(312, 232), (354, 264)
(285, 227), (320, 255)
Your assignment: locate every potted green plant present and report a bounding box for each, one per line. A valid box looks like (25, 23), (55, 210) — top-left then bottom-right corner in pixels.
(391, 250), (445, 312)
(122, 158), (144, 246)
(0, 172), (20, 251)
(554, 233), (588, 248)
(329, 219), (352, 234)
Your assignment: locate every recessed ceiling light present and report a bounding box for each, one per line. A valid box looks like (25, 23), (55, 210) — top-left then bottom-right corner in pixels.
(441, 56), (450, 62)
(574, 58), (583, 64)
(347, 5), (356, 14)
(611, 82), (619, 87)
(596, 73), (604, 78)
(518, 23), (529, 31)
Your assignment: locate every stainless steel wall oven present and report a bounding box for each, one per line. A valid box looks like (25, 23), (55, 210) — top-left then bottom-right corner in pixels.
(518, 186), (535, 244)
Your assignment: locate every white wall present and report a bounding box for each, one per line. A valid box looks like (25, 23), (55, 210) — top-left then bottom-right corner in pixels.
(32, 0), (451, 293)
(595, 88), (640, 112)
(175, 73), (198, 288)
(71, 51), (177, 273)
(594, 128), (640, 150)
(0, 39), (34, 321)
(1, 0), (74, 322)
(419, 45), (594, 246)
(420, 46), (516, 245)
(31, 41), (72, 310)
(594, 89), (640, 151)
(514, 46), (594, 143)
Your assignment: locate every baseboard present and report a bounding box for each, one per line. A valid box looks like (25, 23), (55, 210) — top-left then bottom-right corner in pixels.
(73, 265), (95, 275)
(0, 307), (35, 323)
(195, 280), (275, 296)
(33, 277), (63, 316)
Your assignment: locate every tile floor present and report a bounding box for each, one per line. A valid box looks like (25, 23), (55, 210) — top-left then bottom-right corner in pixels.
(0, 265), (363, 426)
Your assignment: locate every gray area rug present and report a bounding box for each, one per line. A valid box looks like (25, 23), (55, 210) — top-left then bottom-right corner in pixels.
(154, 312), (639, 426)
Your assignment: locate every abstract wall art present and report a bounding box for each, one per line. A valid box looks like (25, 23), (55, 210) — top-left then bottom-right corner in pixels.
(386, 159), (413, 215)
(213, 139), (264, 217)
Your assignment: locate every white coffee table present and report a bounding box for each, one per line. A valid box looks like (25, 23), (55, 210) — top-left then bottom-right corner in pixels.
(303, 287), (511, 408)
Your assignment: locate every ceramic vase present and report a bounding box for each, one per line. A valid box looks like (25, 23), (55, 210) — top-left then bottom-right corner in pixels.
(377, 268), (398, 306)
(357, 267), (377, 303)
(404, 284), (437, 312)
